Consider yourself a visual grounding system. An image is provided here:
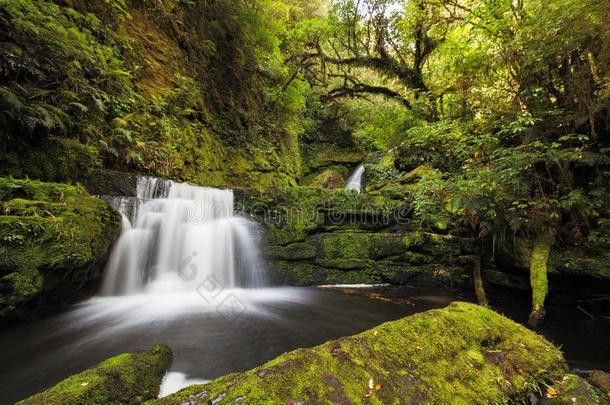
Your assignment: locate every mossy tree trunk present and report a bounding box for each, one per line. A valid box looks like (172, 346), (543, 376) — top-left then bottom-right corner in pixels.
(527, 232), (553, 327)
(473, 254), (488, 307)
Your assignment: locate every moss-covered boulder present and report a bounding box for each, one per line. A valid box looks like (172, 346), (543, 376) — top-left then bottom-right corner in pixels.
(310, 170), (345, 190)
(151, 302), (567, 404)
(400, 165), (436, 184)
(0, 177), (121, 321)
(19, 344), (172, 405)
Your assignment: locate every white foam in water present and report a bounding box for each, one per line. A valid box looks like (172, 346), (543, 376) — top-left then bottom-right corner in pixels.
(158, 372), (209, 398)
(345, 164), (365, 193)
(100, 176), (265, 297)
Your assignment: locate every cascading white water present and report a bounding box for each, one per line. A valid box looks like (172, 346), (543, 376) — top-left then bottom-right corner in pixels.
(100, 177), (265, 296)
(345, 164), (365, 193)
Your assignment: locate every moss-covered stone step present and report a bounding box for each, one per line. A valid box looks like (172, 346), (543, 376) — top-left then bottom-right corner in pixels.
(0, 177), (122, 321)
(18, 344), (172, 405)
(151, 302), (568, 404)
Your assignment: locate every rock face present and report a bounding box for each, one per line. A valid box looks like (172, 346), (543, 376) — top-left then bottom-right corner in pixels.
(18, 344), (172, 405)
(151, 302), (567, 404)
(239, 187), (478, 287)
(0, 177), (122, 321)
(300, 143), (363, 186)
(83, 169), (139, 197)
(310, 170), (345, 190)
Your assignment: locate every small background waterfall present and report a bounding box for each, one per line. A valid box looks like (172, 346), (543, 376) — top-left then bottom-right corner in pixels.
(345, 164), (365, 193)
(100, 177), (265, 296)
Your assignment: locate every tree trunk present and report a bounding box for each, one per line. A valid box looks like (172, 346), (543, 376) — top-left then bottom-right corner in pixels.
(527, 232), (552, 327)
(473, 254), (488, 307)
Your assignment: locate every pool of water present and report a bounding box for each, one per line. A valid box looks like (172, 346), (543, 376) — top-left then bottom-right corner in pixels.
(1, 285), (608, 403)
(0, 285), (470, 403)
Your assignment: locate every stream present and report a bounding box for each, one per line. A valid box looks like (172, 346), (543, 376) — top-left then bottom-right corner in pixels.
(1, 284), (608, 404)
(1, 177), (608, 404)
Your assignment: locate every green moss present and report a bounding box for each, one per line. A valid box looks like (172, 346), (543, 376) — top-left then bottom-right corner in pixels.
(150, 303), (567, 405)
(362, 152), (402, 192)
(0, 0), (306, 188)
(267, 241), (318, 261)
(528, 233), (552, 327)
(267, 261), (325, 286)
(245, 188), (476, 287)
(549, 249), (610, 281)
(302, 164), (355, 186)
(0, 138), (101, 184)
(542, 374), (608, 404)
(319, 233), (405, 263)
(19, 344), (172, 405)
(402, 232), (476, 256)
(0, 177), (122, 321)
(400, 165), (436, 184)
(404, 251), (435, 264)
(310, 170), (345, 189)
(324, 268), (390, 284)
(300, 144), (363, 179)
(319, 233), (371, 261)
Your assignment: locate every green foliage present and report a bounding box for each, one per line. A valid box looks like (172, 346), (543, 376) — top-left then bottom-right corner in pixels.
(345, 0), (610, 258)
(0, 0), (314, 186)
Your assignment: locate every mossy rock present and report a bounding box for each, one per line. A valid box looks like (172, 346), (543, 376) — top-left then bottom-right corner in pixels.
(400, 165), (436, 184)
(266, 261), (326, 286)
(150, 302), (567, 404)
(247, 188), (477, 287)
(0, 177), (122, 321)
(266, 241), (318, 261)
(541, 374), (609, 404)
(549, 248), (610, 281)
(324, 267), (393, 284)
(302, 164), (353, 186)
(310, 170), (345, 190)
(318, 233), (405, 263)
(83, 169), (139, 197)
(403, 231), (477, 257)
(300, 144), (363, 174)
(19, 344), (173, 405)
(482, 269), (530, 290)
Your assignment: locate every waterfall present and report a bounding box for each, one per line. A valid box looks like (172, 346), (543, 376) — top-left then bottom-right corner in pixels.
(345, 164), (365, 193)
(100, 177), (265, 296)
